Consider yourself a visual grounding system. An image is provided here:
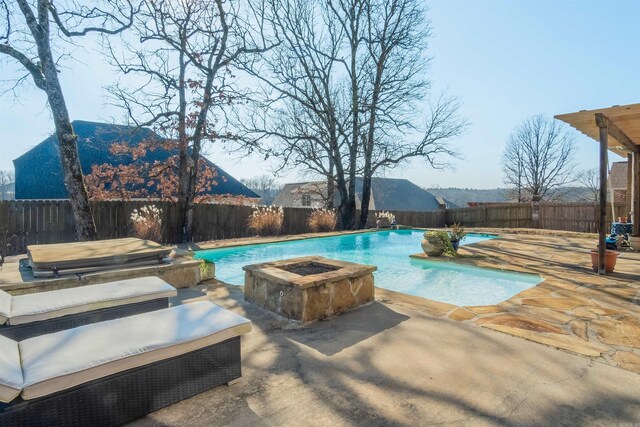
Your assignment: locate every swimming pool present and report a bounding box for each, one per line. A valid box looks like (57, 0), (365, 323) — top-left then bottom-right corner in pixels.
(195, 230), (542, 306)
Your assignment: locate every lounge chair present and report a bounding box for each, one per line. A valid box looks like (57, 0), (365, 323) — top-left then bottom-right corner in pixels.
(27, 238), (173, 278)
(0, 301), (251, 427)
(0, 276), (176, 340)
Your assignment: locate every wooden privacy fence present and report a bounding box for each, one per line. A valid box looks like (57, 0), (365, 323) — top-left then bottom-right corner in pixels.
(0, 200), (628, 255)
(0, 201), (326, 251)
(445, 202), (626, 233)
(445, 204), (533, 228)
(539, 202), (626, 233)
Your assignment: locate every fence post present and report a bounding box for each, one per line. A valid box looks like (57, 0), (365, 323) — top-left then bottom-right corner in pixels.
(531, 195), (541, 228)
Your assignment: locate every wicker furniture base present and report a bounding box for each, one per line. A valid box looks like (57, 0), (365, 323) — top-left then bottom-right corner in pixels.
(0, 298), (169, 340)
(0, 336), (242, 427)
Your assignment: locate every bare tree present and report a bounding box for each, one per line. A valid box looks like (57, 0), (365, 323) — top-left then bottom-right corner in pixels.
(0, 170), (14, 200)
(356, 0), (465, 227)
(576, 168), (599, 202)
(240, 174), (282, 204)
(240, 0), (464, 229)
(238, 0), (357, 228)
(502, 115), (576, 201)
(106, 0), (267, 241)
(0, 0), (136, 240)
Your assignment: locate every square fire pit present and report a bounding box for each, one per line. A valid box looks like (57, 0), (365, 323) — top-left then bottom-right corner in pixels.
(243, 256), (376, 324)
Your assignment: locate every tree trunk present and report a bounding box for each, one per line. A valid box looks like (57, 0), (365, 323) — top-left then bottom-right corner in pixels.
(177, 142), (191, 241)
(35, 7), (96, 240)
(176, 48), (190, 242)
(332, 148), (352, 230)
(359, 170), (372, 229)
(346, 149), (357, 230)
(326, 159), (335, 209)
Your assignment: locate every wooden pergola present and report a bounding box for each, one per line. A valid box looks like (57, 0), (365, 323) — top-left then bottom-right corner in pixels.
(555, 103), (640, 274)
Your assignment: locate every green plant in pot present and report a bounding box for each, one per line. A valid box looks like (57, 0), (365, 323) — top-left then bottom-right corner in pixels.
(448, 223), (467, 252)
(421, 230), (454, 257)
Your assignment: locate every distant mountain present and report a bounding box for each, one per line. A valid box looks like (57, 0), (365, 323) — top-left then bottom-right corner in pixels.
(424, 187), (597, 207)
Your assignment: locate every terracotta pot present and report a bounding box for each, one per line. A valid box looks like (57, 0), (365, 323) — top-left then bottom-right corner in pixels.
(589, 249), (619, 273)
(629, 236), (640, 251)
(618, 216), (628, 223)
(421, 236), (445, 257)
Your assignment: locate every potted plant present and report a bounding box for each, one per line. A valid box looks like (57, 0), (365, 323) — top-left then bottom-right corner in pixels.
(375, 211), (396, 228)
(448, 223), (467, 251)
(421, 230), (453, 257)
(589, 248), (620, 273)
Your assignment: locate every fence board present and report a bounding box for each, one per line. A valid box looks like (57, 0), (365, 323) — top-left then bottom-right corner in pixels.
(0, 200), (630, 256)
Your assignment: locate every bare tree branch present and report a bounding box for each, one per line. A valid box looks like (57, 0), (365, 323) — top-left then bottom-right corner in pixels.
(502, 115), (577, 201)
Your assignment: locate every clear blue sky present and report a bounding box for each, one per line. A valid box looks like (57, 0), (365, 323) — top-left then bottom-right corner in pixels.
(1, 0), (638, 188)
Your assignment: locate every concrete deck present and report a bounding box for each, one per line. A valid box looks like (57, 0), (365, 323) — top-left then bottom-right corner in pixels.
(133, 283), (640, 426)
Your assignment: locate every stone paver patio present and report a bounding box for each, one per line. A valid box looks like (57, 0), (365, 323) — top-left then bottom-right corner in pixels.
(406, 229), (640, 375)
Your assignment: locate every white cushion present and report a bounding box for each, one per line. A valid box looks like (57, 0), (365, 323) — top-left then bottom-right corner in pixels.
(0, 290), (11, 325)
(19, 301), (252, 400)
(8, 276), (176, 325)
(0, 335), (23, 403)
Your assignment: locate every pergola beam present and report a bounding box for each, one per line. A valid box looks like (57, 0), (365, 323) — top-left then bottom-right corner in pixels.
(599, 115), (640, 154)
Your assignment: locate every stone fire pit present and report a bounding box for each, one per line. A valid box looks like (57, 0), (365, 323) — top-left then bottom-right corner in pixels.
(243, 256), (376, 324)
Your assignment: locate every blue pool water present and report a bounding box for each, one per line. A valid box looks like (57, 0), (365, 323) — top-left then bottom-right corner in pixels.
(195, 230), (542, 306)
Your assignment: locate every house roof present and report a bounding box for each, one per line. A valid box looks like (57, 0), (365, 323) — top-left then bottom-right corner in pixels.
(609, 161), (628, 190)
(13, 120), (258, 199)
(272, 182), (337, 207)
(273, 177), (457, 211)
(353, 177), (457, 211)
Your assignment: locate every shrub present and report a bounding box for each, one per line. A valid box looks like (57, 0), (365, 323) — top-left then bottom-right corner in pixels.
(248, 205), (284, 236)
(376, 211), (396, 223)
(423, 230), (455, 255)
(130, 205), (163, 242)
(447, 223), (467, 241)
(307, 208), (337, 232)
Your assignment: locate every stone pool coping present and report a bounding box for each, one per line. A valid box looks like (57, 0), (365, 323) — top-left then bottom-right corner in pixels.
(196, 229), (378, 251)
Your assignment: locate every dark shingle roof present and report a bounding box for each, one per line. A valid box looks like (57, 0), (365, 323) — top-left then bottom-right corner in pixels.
(273, 177), (457, 211)
(354, 177), (457, 211)
(13, 120), (258, 199)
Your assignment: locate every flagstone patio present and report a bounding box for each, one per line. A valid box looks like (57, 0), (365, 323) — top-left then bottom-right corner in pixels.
(406, 230), (640, 375)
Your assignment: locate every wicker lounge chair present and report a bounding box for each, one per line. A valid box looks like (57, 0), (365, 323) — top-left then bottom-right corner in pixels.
(0, 276), (176, 340)
(27, 238), (172, 278)
(0, 301), (251, 426)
